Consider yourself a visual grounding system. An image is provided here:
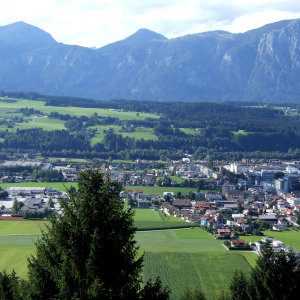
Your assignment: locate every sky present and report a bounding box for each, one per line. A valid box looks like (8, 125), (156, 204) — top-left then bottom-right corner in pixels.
(1, 0), (300, 48)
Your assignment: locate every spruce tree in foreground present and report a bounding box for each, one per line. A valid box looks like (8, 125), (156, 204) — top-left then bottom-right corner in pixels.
(248, 240), (300, 300)
(22, 168), (169, 299)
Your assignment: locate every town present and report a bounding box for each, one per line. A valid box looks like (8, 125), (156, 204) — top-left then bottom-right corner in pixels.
(1, 156), (300, 257)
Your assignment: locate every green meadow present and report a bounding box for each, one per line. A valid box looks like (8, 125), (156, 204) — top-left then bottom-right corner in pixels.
(0, 117), (66, 132)
(0, 220), (47, 235)
(179, 128), (202, 135)
(0, 99), (159, 121)
(0, 245), (36, 278)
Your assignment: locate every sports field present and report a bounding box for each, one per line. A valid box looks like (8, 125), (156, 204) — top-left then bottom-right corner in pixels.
(0, 182), (77, 191)
(143, 251), (253, 300)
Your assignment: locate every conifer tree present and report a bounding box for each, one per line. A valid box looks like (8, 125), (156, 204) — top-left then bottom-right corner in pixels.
(248, 240), (299, 300)
(229, 269), (249, 300)
(22, 168), (169, 299)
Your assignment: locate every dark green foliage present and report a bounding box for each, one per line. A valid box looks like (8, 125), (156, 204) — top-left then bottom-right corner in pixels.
(23, 168), (169, 299)
(0, 270), (21, 300)
(3, 128), (90, 152)
(229, 270), (249, 300)
(181, 287), (207, 300)
(64, 118), (83, 132)
(0, 189), (8, 200)
(248, 241), (300, 300)
(273, 171), (285, 180)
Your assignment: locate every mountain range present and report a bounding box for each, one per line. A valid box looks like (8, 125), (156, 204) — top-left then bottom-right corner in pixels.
(0, 19), (300, 102)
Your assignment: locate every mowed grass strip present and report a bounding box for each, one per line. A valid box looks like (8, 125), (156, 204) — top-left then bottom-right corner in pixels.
(136, 229), (224, 251)
(0, 220), (48, 235)
(0, 235), (40, 247)
(143, 251), (252, 300)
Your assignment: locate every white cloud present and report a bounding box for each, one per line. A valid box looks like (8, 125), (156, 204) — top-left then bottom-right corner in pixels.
(1, 0), (300, 47)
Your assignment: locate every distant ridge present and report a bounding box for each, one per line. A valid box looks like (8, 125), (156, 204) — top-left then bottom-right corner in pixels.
(0, 21), (57, 45)
(98, 28), (167, 55)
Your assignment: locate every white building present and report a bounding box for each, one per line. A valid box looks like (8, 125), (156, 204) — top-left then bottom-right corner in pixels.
(272, 240), (284, 248)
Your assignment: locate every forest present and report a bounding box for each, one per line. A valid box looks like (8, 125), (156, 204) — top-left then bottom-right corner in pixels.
(1, 91), (300, 160)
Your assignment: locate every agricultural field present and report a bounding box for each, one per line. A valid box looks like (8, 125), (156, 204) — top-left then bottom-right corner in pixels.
(242, 229), (300, 252)
(136, 229), (225, 251)
(143, 251), (253, 300)
(0, 99), (159, 121)
(174, 228), (215, 239)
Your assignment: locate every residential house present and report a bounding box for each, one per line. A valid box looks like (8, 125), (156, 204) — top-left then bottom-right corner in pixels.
(258, 215), (278, 225)
(205, 192), (222, 201)
(231, 239), (245, 247)
(200, 217), (210, 226)
(225, 190), (245, 201)
(273, 224), (286, 231)
(222, 182), (235, 196)
(173, 199), (190, 209)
